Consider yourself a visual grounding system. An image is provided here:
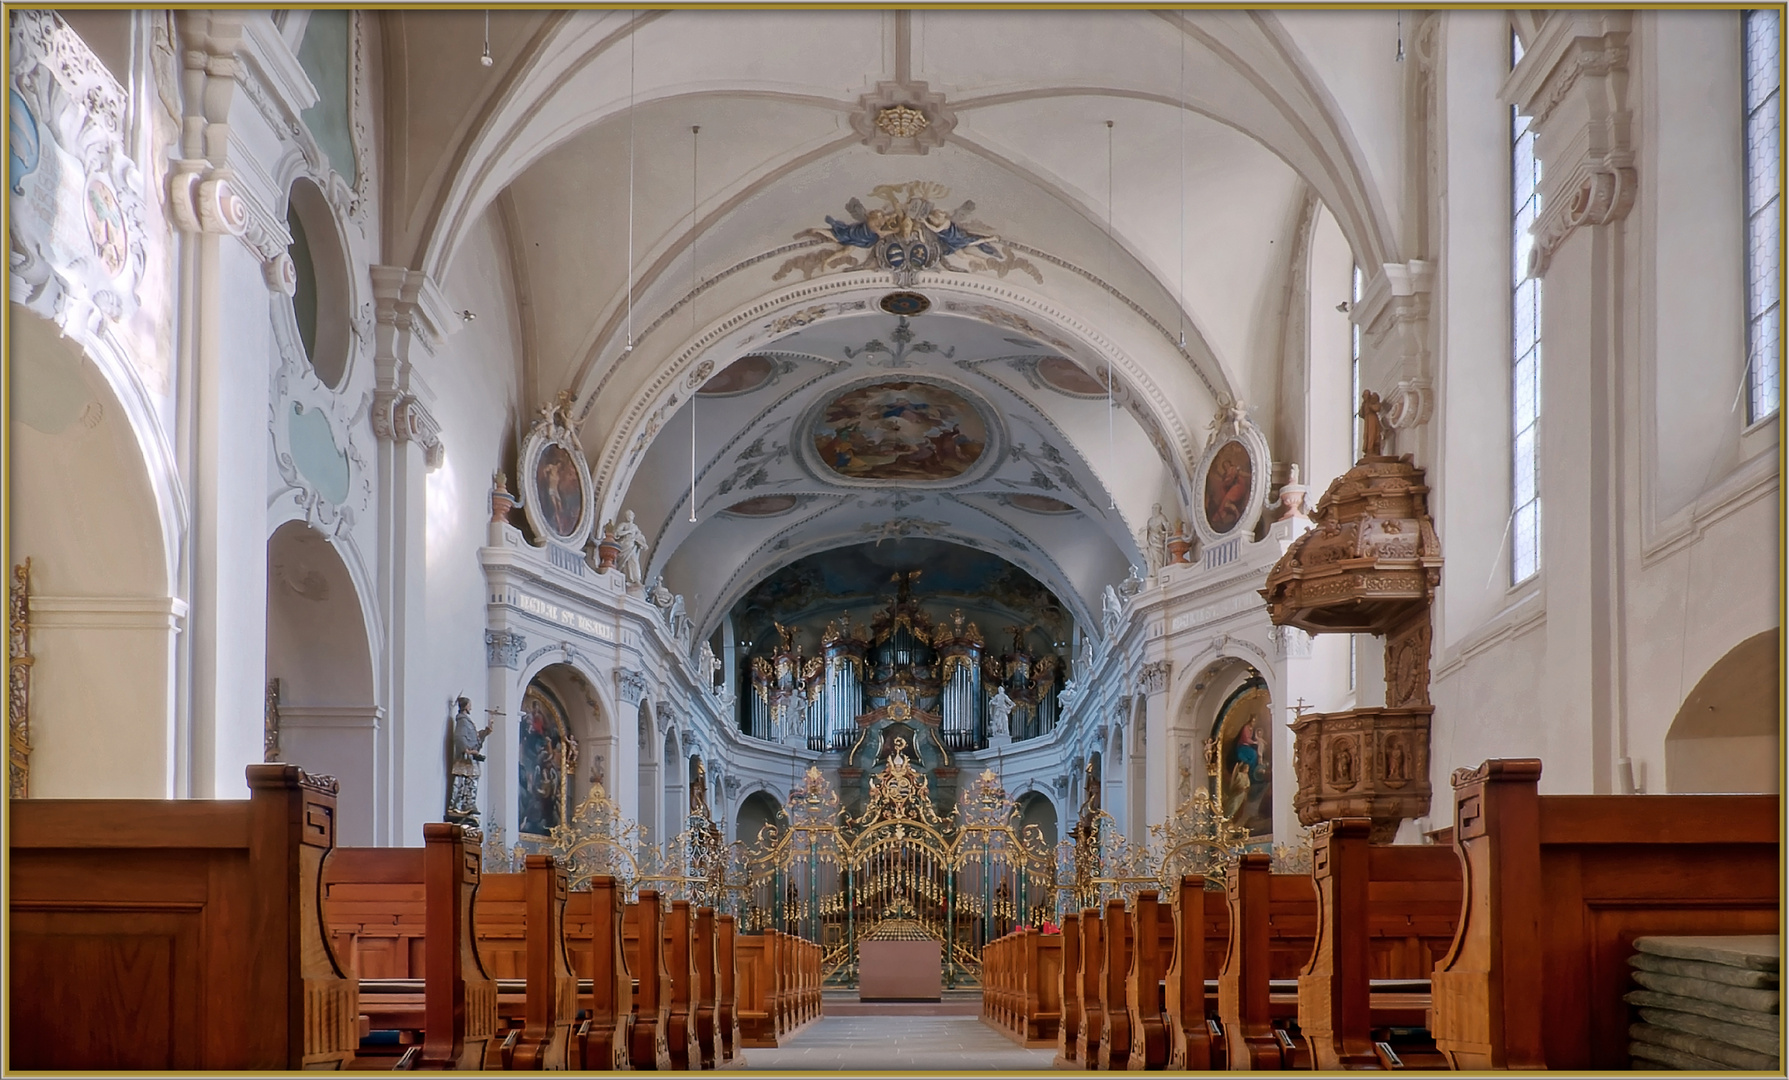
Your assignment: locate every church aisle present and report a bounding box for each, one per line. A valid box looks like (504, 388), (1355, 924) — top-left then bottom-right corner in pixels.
(742, 1015), (1057, 1073)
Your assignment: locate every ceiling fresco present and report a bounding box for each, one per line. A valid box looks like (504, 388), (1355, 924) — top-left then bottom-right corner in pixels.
(811, 379), (989, 483)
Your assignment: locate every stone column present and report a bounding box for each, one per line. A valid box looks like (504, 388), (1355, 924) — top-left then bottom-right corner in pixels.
(1503, 14), (1635, 793)
(171, 12), (276, 798)
(1138, 659), (1173, 827)
(369, 266), (446, 841)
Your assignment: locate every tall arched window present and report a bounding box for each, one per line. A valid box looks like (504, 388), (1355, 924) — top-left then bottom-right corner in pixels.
(1511, 29), (1543, 584)
(1745, 9), (1781, 423)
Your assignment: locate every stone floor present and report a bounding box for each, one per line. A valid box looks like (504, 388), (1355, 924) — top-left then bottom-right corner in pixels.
(740, 1015), (1058, 1073)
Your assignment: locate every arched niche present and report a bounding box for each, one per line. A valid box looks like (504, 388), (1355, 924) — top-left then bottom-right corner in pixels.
(526, 663), (608, 816)
(661, 728), (683, 845)
(1665, 630), (1779, 794)
(636, 699), (659, 843)
(1016, 790), (1059, 850)
(265, 520), (377, 842)
(10, 307), (176, 797)
(735, 789), (783, 851)
(1181, 658), (1273, 839)
(1105, 726), (1127, 836)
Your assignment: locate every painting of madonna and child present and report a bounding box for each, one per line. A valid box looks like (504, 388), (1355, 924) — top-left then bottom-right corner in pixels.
(1214, 679), (1273, 837)
(813, 379), (987, 481)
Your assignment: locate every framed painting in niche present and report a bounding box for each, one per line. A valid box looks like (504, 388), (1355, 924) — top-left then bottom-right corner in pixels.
(518, 682), (574, 837)
(1212, 677), (1272, 837)
(518, 416), (594, 550)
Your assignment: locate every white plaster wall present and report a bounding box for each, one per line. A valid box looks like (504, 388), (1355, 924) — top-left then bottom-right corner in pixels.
(8, 310), (178, 798)
(409, 206), (525, 841)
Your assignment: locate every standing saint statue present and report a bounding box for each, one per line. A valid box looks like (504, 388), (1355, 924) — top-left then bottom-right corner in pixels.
(1141, 502), (1171, 576)
(446, 696), (495, 828)
(611, 509), (649, 587)
(987, 685), (1016, 739)
(689, 758), (713, 821)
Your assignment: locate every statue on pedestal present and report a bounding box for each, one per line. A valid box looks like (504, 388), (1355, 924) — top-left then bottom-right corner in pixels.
(1141, 502), (1171, 577)
(987, 685), (1016, 741)
(446, 696), (495, 828)
(611, 509), (648, 587)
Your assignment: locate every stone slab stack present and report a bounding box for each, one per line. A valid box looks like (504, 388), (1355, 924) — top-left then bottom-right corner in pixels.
(1625, 935), (1780, 1071)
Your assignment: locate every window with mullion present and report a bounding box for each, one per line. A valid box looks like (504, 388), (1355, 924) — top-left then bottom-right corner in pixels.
(1511, 31), (1543, 584)
(1745, 8), (1781, 424)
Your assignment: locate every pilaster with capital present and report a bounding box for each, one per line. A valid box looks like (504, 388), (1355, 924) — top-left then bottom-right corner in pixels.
(1137, 657), (1174, 827)
(1353, 261), (1437, 456)
(1500, 11), (1635, 793)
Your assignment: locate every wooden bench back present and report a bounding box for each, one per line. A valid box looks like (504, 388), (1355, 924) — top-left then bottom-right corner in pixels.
(9, 764), (357, 1070)
(324, 822), (497, 1069)
(662, 899), (701, 1069)
(1296, 818), (1458, 1069)
(1096, 897), (1133, 1068)
(564, 877), (632, 1070)
(735, 932), (773, 1046)
(623, 892), (675, 1068)
(1071, 907), (1104, 1065)
(693, 906), (720, 1067)
(473, 856), (577, 1068)
(1052, 911), (1082, 1067)
(1164, 875), (1227, 1070)
(1432, 759), (1780, 1070)
(1218, 853), (1315, 1069)
(1125, 889), (1175, 1068)
(716, 913), (743, 1064)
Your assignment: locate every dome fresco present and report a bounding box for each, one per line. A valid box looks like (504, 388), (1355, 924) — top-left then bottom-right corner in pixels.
(812, 380), (987, 482)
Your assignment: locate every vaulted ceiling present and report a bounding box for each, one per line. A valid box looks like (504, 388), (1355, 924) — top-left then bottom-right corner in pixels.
(389, 8), (1408, 641)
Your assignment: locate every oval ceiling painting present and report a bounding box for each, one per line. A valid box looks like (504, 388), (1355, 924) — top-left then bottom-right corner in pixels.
(813, 380), (987, 482)
(1008, 493), (1077, 514)
(700, 354), (777, 396)
(724, 494), (799, 516)
(1036, 356), (1108, 396)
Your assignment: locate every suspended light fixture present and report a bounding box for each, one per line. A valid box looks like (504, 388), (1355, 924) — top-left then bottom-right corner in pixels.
(624, 14), (637, 353)
(688, 124), (700, 524)
(1177, 22), (1187, 354)
(480, 10), (493, 67)
(1105, 118), (1117, 511)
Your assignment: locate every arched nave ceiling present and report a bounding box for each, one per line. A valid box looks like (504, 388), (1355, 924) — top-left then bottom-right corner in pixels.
(388, 8), (1408, 638)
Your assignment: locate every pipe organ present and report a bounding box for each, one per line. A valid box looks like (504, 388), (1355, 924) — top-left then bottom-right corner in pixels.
(740, 571), (1060, 751)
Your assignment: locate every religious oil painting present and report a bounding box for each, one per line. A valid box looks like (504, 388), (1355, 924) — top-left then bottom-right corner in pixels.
(533, 443), (584, 540)
(518, 683), (569, 837)
(1215, 679), (1273, 837)
(813, 379), (987, 481)
(1202, 438), (1254, 536)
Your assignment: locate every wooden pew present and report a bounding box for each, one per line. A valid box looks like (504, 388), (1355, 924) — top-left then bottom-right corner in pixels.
(623, 891), (675, 1069)
(1163, 875), (1227, 1071)
(1029, 928), (1064, 1045)
(717, 914), (743, 1066)
(1051, 912), (1082, 1068)
(1217, 853), (1308, 1069)
(736, 933), (774, 1047)
(1431, 758), (1780, 1070)
(1071, 908), (1104, 1067)
(663, 899), (703, 1069)
(564, 877), (633, 1070)
(1125, 889), (1173, 1069)
(1095, 897), (1133, 1069)
(472, 855), (578, 1069)
(8, 764), (358, 1070)
(323, 822), (497, 1069)
(694, 907), (721, 1068)
(1298, 818), (1461, 1071)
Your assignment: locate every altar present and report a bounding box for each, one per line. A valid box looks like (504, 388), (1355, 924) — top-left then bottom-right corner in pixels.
(857, 930), (943, 1001)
